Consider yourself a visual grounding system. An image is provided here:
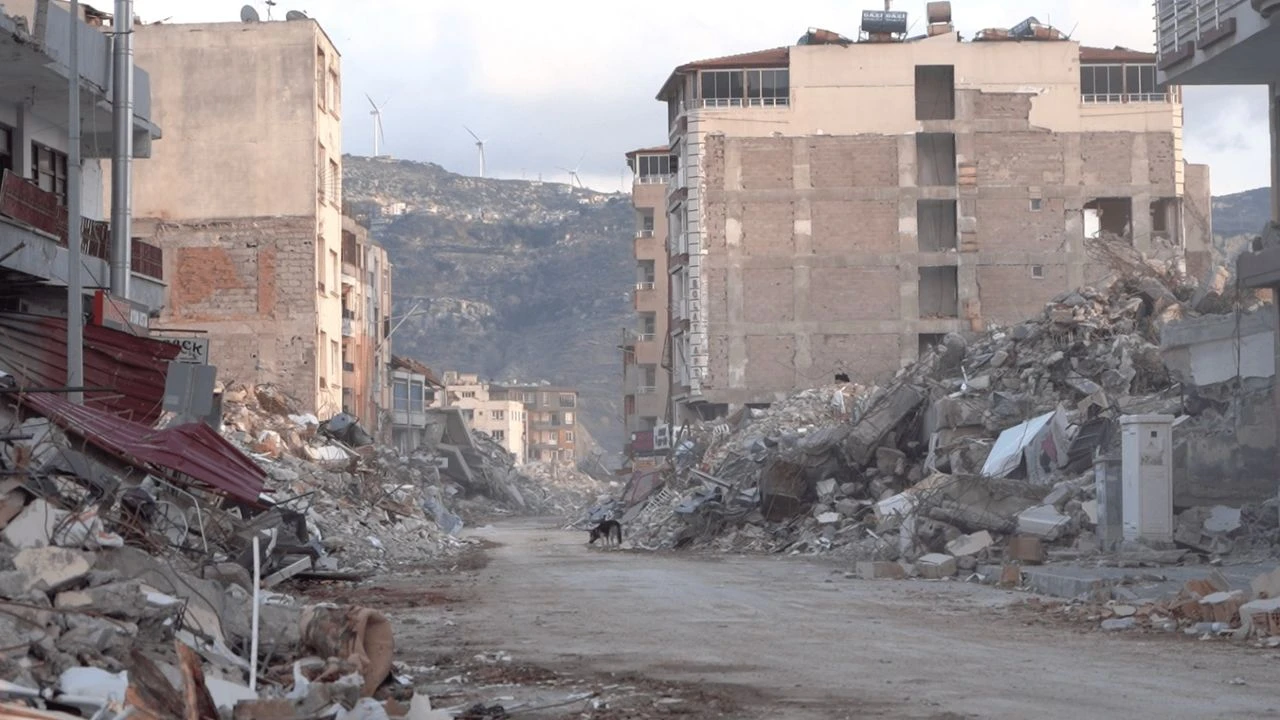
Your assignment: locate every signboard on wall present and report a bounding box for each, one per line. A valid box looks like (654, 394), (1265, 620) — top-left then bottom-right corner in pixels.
(157, 336), (211, 365)
(91, 290), (149, 334)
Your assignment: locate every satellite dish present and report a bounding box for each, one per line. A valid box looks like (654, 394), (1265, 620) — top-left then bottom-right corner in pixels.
(240, 5), (260, 22)
(285, 10), (307, 20)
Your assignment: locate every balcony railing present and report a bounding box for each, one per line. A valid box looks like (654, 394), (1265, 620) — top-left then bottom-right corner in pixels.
(635, 229), (655, 238)
(635, 333), (656, 343)
(0, 170), (165, 279)
(637, 385), (658, 395)
(635, 281), (656, 291)
(1156, 0), (1248, 60)
(1082, 92), (1173, 104)
(635, 174), (673, 185)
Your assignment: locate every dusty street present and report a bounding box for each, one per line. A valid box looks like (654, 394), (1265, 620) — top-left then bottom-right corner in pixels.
(332, 520), (1280, 719)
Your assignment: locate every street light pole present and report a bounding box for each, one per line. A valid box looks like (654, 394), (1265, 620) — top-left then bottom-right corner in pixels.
(67, 0), (84, 405)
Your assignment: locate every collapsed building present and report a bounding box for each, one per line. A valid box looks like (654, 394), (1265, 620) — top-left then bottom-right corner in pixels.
(608, 244), (1279, 590)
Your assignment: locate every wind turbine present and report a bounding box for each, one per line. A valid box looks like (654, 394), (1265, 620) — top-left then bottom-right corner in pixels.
(366, 94), (388, 157)
(463, 125), (486, 178)
(557, 152), (585, 189)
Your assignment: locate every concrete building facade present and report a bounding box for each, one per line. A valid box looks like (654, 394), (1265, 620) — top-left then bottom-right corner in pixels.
(339, 215), (391, 432)
(0, 1), (164, 315)
(491, 383), (579, 463)
(622, 146), (674, 460)
(656, 17), (1210, 421)
(389, 355), (441, 453)
(437, 371), (527, 463)
(130, 19), (347, 415)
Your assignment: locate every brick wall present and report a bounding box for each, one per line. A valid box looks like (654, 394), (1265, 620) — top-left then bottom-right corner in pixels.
(974, 131), (1065, 186)
(143, 215), (321, 410)
(1147, 134), (1176, 185)
(809, 136), (898, 187)
(973, 92), (1034, 120)
(975, 194), (1066, 252)
(1080, 133), (1134, 186)
(812, 199), (897, 254)
(739, 139), (793, 190)
(741, 201), (796, 255)
(976, 263), (1067, 326)
(742, 268), (793, 323)
(810, 267), (900, 321)
(810, 333), (901, 385)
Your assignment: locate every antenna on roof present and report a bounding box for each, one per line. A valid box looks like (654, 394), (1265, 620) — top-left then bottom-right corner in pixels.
(264, 0), (277, 20)
(285, 10), (307, 21)
(240, 4), (260, 22)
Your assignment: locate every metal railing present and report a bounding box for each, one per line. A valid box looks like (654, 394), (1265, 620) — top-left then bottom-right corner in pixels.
(637, 385), (658, 394)
(635, 281), (656, 291)
(635, 333), (656, 343)
(1082, 92), (1173, 103)
(1156, 0), (1248, 61)
(635, 174), (673, 185)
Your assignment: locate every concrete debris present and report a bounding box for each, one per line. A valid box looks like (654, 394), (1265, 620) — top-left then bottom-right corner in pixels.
(915, 553), (958, 579)
(0, 379), (600, 717)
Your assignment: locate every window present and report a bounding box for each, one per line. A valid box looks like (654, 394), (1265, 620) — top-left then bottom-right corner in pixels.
(328, 67), (340, 115)
(461, 390), (476, 398)
(559, 393), (576, 408)
(329, 250), (339, 292)
(700, 69), (789, 108)
(492, 429), (505, 441)
(317, 240), (327, 293)
(492, 409), (505, 420)
(317, 142), (327, 202)
(563, 412), (574, 425)
(0, 124), (12, 176)
(915, 133), (957, 186)
(564, 431), (575, 443)
(918, 266), (959, 318)
(328, 158), (340, 205)
(638, 209), (655, 233)
(917, 200), (957, 252)
(746, 69), (789, 106)
(523, 392), (536, 404)
(1030, 198), (1043, 211)
(316, 46), (327, 108)
(31, 143), (67, 205)
(330, 340), (340, 376)
(636, 154), (677, 181)
(915, 65), (956, 120)
(462, 409), (474, 422)
(1080, 63), (1163, 103)
(393, 379), (409, 412)
(409, 380), (424, 412)
(1031, 265), (1045, 279)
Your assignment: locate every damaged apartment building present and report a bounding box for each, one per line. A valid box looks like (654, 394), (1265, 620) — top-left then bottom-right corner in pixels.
(0, 1), (167, 384)
(650, 7), (1212, 424)
(129, 15), (391, 420)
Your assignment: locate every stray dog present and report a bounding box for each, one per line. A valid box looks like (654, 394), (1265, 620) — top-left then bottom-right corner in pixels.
(588, 520), (623, 547)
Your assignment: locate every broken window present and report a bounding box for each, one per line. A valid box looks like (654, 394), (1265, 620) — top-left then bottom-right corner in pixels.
(915, 65), (955, 120)
(1150, 198), (1180, 243)
(1084, 198), (1133, 240)
(916, 133), (957, 186)
(917, 199), (958, 252)
(918, 333), (945, 357)
(918, 266), (959, 318)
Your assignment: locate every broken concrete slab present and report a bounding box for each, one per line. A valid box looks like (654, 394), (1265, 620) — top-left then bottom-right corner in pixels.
(54, 581), (151, 619)
(1016, 505), (1070, 541)
(2, 499), (69, 549)
(1250, 567), (1280, 599)
(57, 615), (135, 657)
(945, 530), (993, 557)
(842, 383), (927, 466)
(13, 547), (93, 593)
(916, 553), (957, 580)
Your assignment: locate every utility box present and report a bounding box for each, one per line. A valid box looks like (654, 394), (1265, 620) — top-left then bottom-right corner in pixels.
(1120, 414), (1175, 544)
(1093, 453), (1123, 551)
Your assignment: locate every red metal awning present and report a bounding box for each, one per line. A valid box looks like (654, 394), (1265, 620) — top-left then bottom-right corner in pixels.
(0, 312), (178, 425)
(17, 391), (266, 505)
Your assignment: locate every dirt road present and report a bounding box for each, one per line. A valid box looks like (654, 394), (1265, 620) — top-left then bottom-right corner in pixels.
(357, 520), (1280, 719)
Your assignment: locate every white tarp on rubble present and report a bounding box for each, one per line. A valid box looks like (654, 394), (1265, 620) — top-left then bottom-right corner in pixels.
(980, 408), (1069, 483)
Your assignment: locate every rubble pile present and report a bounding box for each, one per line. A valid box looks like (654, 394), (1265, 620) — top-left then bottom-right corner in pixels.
(616, 268), (1280, 572)
(510, 461), (612, 518)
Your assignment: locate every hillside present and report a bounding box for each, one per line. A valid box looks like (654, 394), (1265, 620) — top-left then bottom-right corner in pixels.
(342, 156), (633, 457)
(1212, 186), (1269, 238)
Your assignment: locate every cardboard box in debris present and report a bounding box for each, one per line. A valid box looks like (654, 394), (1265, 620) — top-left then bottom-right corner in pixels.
(0, 372), (601, 719)
(604, 264), (1280, 573)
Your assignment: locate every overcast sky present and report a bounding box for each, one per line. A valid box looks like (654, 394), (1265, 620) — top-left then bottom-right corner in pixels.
(139, 0), (1269, 196)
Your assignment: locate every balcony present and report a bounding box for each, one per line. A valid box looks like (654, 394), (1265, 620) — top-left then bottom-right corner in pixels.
(634, 233), (663, 260)
(341, 317), (354, 337)
(634, 283), (661, 312)
(634, 335), (662, 365)
(635, 174), (673, 185)
(1155, 0), (1280, 84)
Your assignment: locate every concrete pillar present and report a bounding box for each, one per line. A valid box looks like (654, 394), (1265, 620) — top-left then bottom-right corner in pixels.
(1120, 414), (1175, 544)
(14, 103), (34, 180)
(1271, 82), (1280, 226)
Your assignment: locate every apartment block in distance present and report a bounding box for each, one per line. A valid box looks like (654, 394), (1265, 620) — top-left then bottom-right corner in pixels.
(339, 215), (392, 432)
(130, 16), (348, 414)
(657, 9), (1210, 422)
(493, 383), (579, 463)
(622, 146), (674, 464)
(437, 371), (527, 463)
(389, 356), (442, 453)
